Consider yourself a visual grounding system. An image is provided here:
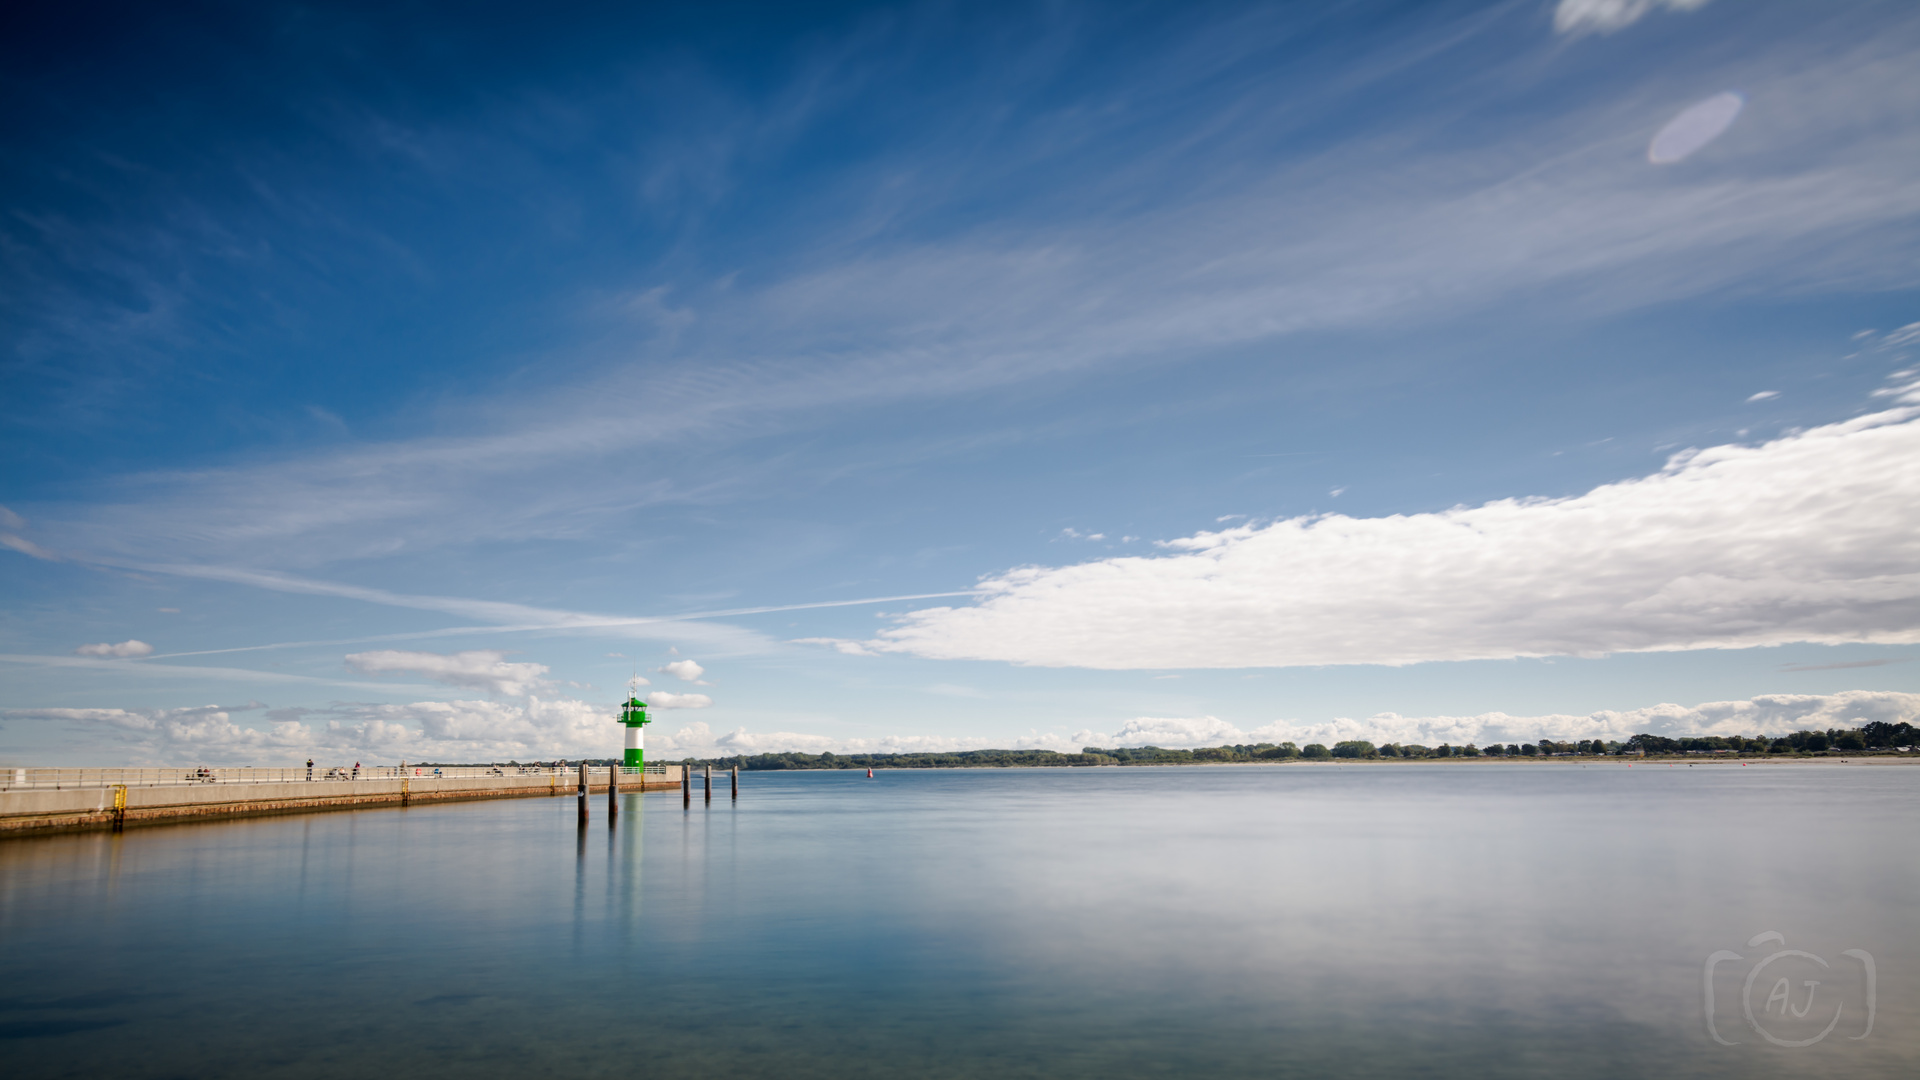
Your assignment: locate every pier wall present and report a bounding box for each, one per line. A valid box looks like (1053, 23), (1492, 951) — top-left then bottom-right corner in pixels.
(0, 767), (685, 836)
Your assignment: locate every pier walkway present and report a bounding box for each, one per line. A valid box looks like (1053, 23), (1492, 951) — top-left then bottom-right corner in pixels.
(0, 765), (685, 836)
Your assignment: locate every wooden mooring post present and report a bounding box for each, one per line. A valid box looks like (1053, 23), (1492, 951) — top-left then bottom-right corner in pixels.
(577, 762), (589, 824)
(731, 766), (738, 800)
(682, 764), (691, 807)
(704, 764), (713, 803)
(607, 764), (619, 818)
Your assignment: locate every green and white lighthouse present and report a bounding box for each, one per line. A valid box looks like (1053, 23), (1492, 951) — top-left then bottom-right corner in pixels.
(618, 694), (651, 767)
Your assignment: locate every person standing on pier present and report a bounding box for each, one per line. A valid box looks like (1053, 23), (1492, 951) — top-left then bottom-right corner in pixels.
(306, 758), (313, 781)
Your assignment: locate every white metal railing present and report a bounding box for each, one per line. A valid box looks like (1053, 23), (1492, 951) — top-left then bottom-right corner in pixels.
(1, 764), (672, 791)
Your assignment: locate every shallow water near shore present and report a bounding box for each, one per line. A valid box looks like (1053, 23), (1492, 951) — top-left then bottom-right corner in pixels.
(2, 763), (1915, 1078)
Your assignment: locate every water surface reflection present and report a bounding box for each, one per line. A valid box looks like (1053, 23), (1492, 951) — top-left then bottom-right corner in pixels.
(1, 764), (1913, 1078)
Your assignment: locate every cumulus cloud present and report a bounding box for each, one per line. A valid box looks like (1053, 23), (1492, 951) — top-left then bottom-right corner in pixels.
(343, 650), (552, 696)
(871, 403), (1920, 670)
(1075, 715), (1246, 748)
(74, 640), (154, 658)
(1554, 0), (1711, 36)
(3, 695), (616, 764)
(1, 702), (307, 761)
(1071, 691), (1919, 749)
(311, 696), (609, 757)
(13, 690), (1906, 765)
(657, 659), (709, 683)
(651, 720), (711, 746)
(715, 728), (835, 754)
(647, 691), (714, 709)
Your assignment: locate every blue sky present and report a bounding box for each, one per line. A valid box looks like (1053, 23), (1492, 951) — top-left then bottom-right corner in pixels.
(4, 0), (1919, 764)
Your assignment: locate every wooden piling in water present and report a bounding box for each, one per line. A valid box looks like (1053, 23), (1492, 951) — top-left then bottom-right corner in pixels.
(704, 764), (712, 803)
(731, 766), (738, 800)
(682, 764), (691, 807)
(608, 764), (619, 817)
(577, 762), (588, 823)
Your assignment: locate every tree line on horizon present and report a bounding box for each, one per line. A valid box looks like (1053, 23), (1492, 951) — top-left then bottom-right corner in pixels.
(632, 721), (1919, 771)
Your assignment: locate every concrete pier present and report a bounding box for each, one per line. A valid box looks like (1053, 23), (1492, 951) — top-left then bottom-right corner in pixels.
(0, 766), (685, 837)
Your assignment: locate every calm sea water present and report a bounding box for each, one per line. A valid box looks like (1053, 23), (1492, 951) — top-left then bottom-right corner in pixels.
(1, 763), (1914, 1078)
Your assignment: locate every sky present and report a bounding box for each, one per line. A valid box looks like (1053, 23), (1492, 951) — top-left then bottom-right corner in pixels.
(3, 0), (1919, 765)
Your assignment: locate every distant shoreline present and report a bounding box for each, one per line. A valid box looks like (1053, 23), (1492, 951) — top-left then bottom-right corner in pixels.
(635, 753), (1920, 772)
(615, 756), (1920, 773)
(634, 725), (1919, 771)
(1191, 755), (1920, 766)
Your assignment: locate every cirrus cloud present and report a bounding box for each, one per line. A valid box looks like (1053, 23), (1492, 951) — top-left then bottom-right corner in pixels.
(872, 398), (1920, 670)
(1554, 0), (1712, 37)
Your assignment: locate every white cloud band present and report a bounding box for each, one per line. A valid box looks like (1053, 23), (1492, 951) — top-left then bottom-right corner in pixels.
(871, 401), (1920, 670)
